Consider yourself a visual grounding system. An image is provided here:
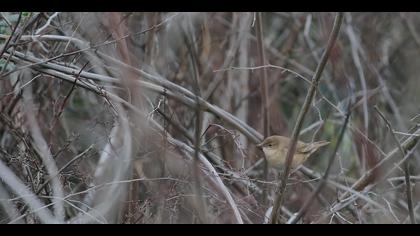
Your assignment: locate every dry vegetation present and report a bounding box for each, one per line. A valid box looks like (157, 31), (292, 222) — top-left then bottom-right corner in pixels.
(0, 12), (420, 224)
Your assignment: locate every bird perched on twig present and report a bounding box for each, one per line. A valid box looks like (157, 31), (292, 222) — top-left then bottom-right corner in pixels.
(256, 135), (330, 170)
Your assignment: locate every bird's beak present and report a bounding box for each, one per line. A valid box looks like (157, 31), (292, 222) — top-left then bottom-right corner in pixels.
(256, 143), (263, 149)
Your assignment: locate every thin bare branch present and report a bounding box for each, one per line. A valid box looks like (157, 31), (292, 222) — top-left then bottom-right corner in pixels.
(374, 105), (416, 224)
(270, 12), (344, 224)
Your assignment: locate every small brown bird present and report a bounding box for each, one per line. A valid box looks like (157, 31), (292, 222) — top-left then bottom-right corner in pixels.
(256, 135), (329, 170)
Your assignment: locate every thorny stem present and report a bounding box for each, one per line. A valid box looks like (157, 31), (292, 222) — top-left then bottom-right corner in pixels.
(374, 106), (416, 224)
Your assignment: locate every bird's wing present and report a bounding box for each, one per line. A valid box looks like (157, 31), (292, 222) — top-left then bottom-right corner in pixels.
(296, 141), (313, 154)
(297, 141), (329, 154)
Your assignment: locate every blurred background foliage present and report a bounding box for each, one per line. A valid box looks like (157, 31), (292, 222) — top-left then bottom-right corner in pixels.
(0, 12), (420, 224)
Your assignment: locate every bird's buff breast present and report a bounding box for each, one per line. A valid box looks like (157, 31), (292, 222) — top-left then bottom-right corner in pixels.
(263, 148), (285, 168)
(263, 148), (305, 169)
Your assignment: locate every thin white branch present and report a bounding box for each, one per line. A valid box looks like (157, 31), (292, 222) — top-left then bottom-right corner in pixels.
(0, 183), (23, 223)
(0, 160), (59, 223)
(35, 12), (60, 35)
(22, 72), (65, 221)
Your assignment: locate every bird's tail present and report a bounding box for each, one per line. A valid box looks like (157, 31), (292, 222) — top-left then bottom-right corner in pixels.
(302, 140), (330, 155)
(312, 140), (330, 148)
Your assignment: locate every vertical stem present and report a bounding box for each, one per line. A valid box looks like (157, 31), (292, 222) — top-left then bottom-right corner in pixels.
(193, 101), (208, 223)
(183, 22), (209, 223)
(269, 12), (344, 224)
(255, 12), (271, 205)
(256, 12), (270, 138)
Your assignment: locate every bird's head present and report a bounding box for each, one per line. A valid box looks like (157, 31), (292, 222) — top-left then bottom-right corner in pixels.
(256, 136), (286, 152)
